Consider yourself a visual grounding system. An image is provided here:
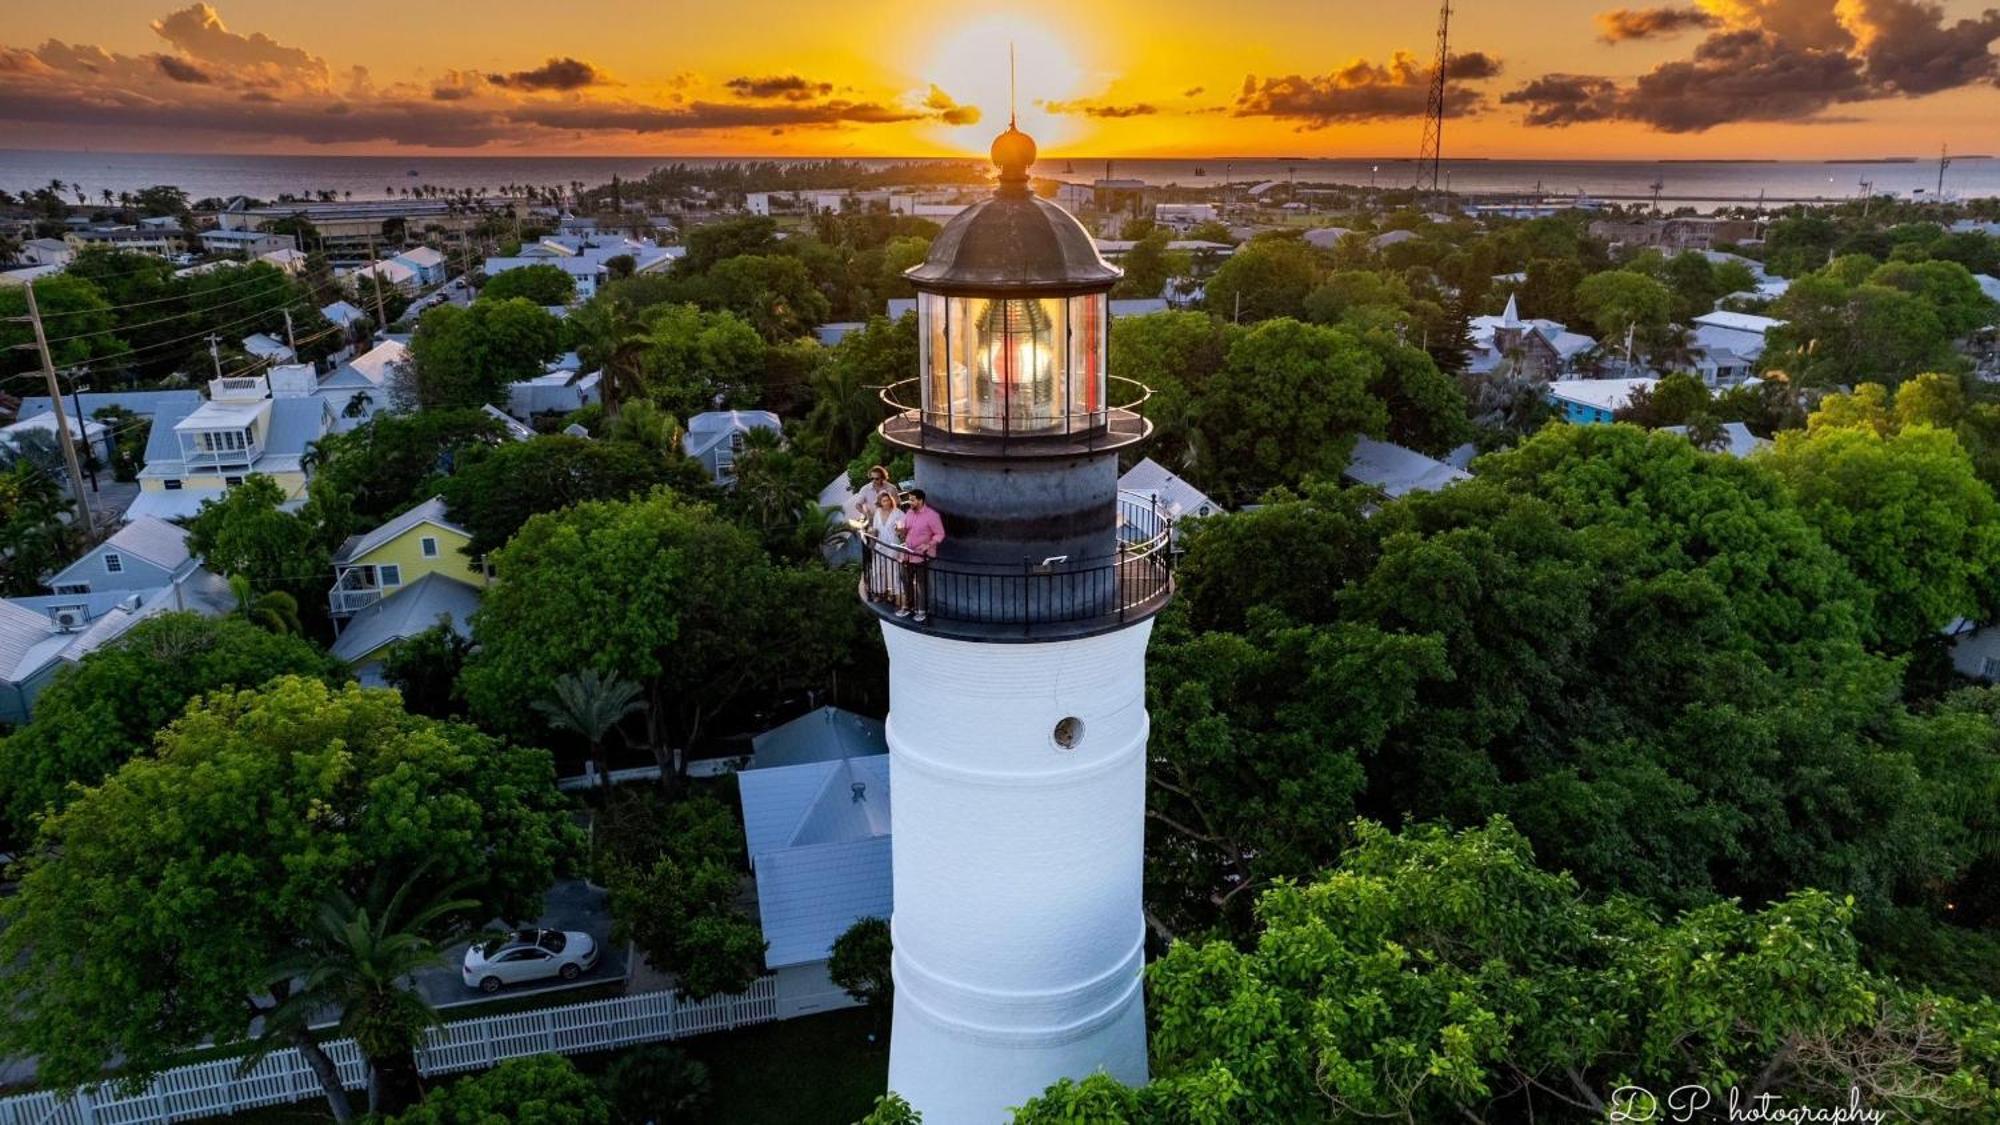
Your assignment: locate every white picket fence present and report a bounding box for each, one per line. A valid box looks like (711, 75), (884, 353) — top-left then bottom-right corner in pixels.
(0, 978), (779, 1125)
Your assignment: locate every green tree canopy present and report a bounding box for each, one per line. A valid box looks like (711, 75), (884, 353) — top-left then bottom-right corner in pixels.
(461, 489), (863, 768)
(436, 435), (691, 556)
(0, 677), (576, 1095)
(304, 408), (507, 538)
(402, 298), (564, 411)
(0, 613), (342, 844)
(641, 303), (768, 419)
(186, 474), (330, 607)
(1191, 318), (1389, 499)
(391, 1055), (608, 1125)
(1203, 237), (1319, 323)
(478, 263), (576, 306)
(1022, 818), (2000, 1122)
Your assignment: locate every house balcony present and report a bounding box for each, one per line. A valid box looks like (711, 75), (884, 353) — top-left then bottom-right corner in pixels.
(857, 490), (1174, 642)
(329, 566), (390, 616)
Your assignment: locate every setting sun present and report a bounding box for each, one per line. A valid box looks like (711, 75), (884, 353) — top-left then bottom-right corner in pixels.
(911, 10), (1103, 154)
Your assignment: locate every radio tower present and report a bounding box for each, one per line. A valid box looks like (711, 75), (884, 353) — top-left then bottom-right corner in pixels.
(1416, 0), (1452, 195)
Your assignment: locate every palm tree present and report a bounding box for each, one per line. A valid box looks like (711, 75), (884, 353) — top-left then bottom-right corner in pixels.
(248, 869), (478, 1118)
(571, 297), (653, 417)
(533, 669), (645, 794)
(229, 574), (303, 635)
(605, 399), (681, 457)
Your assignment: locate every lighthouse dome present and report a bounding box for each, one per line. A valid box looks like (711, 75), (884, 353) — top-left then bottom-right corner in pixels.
(904, 127), (1121, 294)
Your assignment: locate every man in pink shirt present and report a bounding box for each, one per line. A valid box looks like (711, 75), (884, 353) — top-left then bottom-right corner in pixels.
(897, 489), (945, 623)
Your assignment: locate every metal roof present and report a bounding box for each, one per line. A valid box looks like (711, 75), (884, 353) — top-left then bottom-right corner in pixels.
(333, 497), (465, 564)
(1119, 457), (1220, 520)
(738, 753), (894, 970)
(1344, 436), (1472, 498)
(906, 180), (1120, 293)
(749, 705), (887, 771)
(328, 573), (481, 664)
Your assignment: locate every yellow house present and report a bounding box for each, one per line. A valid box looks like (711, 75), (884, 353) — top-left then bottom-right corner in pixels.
(129, 374), (332, 521)
(328, 497), (481, 617)
(327, 497), (485, 682)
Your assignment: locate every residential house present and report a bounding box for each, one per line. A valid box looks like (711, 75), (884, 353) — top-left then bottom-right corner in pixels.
(0, 564), (234, 724)
(0, 409), (110, 465)
(749, 706), (888, 771)
(1, 264), (64, 287)
(506, 369), (601, 420)
(200, 229), (296, 259)
(1304, 226), (1356, 250)
(1546, 377), (1659, 424)
(329, 572), (482, 686)
(737, 753), (893, 1018)
(483, 236), (677, 302)
(241, 333), (295, 365)
(1369, 229), (1419, 251)
(348, 258), (419, 294)
(312, 338), (408, 430)
(684, 410), (782, 486)
(1946, 619), (2000, 683)
(320, 300), (371, 331)
(20, 238), (73, 267)
(128, 374), (333, 521)
(1470, 295), (1597, 380)
(1661, 421), (1770, 458)
(44, 516), (195, 595)
(328, 497), (481, 621)
(1343, 436), (1472, 498)
(1119, 457), (1220, 523)
(481, 404), (536, 441)
(1588, 217), (1763, 253)
(259, 248), (309, 274)
(391, 246), (448, 287)
(1689, 310), (1785, 387)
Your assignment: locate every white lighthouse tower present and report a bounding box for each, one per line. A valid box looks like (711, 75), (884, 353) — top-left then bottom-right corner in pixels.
(867, 123), (1174, 1122)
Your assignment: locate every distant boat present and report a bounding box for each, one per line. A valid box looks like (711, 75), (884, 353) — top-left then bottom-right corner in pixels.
(1194, 166), (1206, 176)
(407, 169), (420, 177)
(1062, 161), (1074, 174)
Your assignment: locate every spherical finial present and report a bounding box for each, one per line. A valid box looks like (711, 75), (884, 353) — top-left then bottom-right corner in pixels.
(990, 126), (1036, 185)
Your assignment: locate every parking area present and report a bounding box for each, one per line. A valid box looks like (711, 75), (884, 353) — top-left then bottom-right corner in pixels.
(417, 879), (627, 1009)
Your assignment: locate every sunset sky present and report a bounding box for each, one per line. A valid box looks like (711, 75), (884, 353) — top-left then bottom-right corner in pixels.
(2, 0), (1996, 159)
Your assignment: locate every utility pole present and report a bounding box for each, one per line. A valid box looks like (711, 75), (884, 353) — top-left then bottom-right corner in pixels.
(1937, 144), (1951, 200)
(22, 283), (93, 530)
(365, 239), (388, 330)
(282, 308), (297, 356)
(207, 333), (223, 380)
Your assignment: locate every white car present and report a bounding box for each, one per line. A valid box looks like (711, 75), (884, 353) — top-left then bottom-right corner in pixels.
(461, 928), (599, 993)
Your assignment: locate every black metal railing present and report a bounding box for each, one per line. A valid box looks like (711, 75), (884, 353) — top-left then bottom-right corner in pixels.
(876, 377), (1153, 456)
(858, 491), (1174, 639)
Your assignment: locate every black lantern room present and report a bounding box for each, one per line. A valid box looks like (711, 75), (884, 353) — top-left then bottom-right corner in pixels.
(867, 125), (1172, 640)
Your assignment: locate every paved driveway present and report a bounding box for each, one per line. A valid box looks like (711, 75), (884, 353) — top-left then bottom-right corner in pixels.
(418, 879), (626, 1008)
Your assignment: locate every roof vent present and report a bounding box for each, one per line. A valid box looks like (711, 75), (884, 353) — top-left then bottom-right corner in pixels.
(851, 781), (868, 804)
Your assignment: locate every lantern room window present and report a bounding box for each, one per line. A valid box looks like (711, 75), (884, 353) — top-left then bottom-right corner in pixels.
(919, 292), (1106, 437)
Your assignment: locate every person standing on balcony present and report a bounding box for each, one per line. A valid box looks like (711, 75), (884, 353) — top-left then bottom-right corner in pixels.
(861, 488), (905, 606)
(897, 489), (945, 624)
(852, 465), (898, 521)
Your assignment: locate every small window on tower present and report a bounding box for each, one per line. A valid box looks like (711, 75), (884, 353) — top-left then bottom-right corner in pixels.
(1052, 716), (1084, 751)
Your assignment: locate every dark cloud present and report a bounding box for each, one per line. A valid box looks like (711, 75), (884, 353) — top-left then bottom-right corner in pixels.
(726, 74), (833, 100)
(150, 3), (327, 86)
(430, 84), (475, 101)
(154, 54), (211, 83)
(1511, 0), (1997, 132)
(1446, 51), (1505, 79)
(486, 56), (600, 91)
(1043, 99), (1160, 118)
(1235, 50), (1494, 126)
(1595, 6), (1722, 41)
(1182, 85), (1206, 97)
(1839, 0), (2000, 94)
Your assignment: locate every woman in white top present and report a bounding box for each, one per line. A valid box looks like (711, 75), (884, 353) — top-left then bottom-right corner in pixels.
(861, 488), (906, 604)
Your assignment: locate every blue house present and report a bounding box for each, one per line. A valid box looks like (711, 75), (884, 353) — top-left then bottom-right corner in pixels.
(1545, 378), (1659, 425)
(44, 517), (196, 595)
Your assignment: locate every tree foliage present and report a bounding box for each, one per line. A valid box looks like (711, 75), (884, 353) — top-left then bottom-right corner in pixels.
(0, 677), (576, 1094)
(478, 264), (577, 306)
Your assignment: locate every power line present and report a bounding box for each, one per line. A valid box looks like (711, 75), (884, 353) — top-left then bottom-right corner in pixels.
(28, 265), (327, 319)
(33, 280), (305, 347)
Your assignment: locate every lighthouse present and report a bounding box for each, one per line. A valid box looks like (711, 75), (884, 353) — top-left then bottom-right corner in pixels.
(866, 122), (1174, 1122)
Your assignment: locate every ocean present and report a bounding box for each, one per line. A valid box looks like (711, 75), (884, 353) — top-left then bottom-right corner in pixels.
(3, 149), (1995, 211)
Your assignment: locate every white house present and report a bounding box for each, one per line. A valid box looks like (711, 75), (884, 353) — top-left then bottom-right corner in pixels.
(1154, 203), (1218, 232)
(1303, 226), (1355, 250)
(684, 410), (782, 486)
(1947, 619), (2000, 683)
(1468, 295), (1597, 379)
(348, 258), (419, 294)
(1689, 310), (1785, 387)
(320, 300), (371, 331)
(20, 238), (74, 267)
(241, 333), (295, 365)
(737, 753), (892, 1018)
(128, 373), (333, 521)
(749, 705), (888, 771)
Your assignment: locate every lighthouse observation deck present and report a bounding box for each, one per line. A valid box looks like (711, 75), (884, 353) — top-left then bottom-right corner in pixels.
(859, 489), (1174, 642)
